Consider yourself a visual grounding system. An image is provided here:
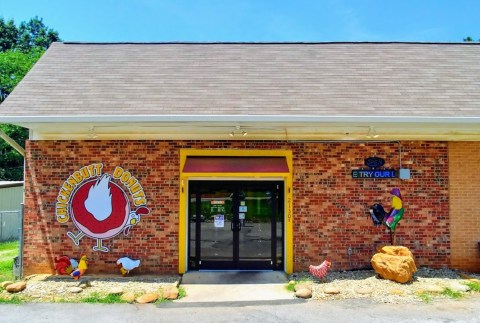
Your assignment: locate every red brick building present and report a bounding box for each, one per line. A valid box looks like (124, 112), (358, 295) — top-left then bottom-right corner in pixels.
(1, 42), (479, 275)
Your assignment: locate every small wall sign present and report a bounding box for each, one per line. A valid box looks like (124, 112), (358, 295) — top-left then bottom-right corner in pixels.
(352, 157), (396, 179)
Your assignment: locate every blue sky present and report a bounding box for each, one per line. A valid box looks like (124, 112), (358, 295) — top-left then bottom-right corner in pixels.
(0, 0), (478, 42)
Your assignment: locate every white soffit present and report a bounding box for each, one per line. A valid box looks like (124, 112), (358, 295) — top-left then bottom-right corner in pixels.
(11, 115), (480, 141)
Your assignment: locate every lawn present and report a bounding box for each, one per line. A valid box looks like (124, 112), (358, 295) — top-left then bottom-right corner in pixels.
(0, 240), (19, 282)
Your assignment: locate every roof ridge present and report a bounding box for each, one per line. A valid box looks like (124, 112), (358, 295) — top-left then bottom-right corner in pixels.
(59, 41), (480, 46)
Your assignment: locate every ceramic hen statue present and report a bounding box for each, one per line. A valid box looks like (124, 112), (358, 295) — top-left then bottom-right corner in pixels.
(309, 260), (331, 280)
(70, 255), (88, 280)
(116, 257), (141, 276)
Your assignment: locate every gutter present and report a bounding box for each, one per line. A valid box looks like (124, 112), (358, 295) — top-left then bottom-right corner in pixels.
(1, 115), (480, 124)
(0, 129), (25, 156)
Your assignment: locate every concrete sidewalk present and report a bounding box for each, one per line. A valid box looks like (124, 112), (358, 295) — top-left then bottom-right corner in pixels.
(178, 271), (294, 302)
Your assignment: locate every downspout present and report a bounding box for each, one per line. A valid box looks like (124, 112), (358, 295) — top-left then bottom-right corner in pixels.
(0, 129), (25, 157)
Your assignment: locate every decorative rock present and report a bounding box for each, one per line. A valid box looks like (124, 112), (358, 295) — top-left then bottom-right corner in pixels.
(69, 287), (83, 293)
(371, 246), (417, 283)
(449, 282), (470, 292)
(295, 288), (312, 299)
(425, 285), (444, 293)
(389, 288), (404, 295)
(355, 287), (373, 295)
(294, 283), (313, 292)
(1, 281), (14, 289)
(121, 292), (136, 303)
(324, 286), (341, 294)
(136, 292), (159, 304)
(161, 285), (179, 300)
(6, 281), (26, 293)
(109, 287), (124, 296)
(378, 246), (414, 258)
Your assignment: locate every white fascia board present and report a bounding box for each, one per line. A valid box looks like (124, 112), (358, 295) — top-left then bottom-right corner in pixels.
(2, 115), (480, 125)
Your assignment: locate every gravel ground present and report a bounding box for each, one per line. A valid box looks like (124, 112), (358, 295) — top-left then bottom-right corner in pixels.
(1, 269), (479, 304)
(289, 268), (480, 304)
(0, 274), (181, 302)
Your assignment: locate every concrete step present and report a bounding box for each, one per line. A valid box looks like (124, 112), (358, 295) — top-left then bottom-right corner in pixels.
(178, 271), (294, 303)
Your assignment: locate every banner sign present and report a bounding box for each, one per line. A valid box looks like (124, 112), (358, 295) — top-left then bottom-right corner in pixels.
(56, 163), (150, 252)
(352, 169), (396, 179)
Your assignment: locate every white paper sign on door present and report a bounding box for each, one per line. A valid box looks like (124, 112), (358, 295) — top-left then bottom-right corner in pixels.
(214, 214), (225, 228)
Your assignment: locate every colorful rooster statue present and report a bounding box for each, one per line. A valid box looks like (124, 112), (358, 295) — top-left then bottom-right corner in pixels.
(369, 188), (405, 231)
(54, 255), (73, 275)
(384, 188), (404, 231)
(369, 188), (405, 244)
(70, 255), (88, 280)
(309, 260), (331, 280)
(116, 257), (141, 276)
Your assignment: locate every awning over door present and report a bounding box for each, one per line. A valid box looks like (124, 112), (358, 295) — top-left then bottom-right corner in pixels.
(183, 156), (289, 173)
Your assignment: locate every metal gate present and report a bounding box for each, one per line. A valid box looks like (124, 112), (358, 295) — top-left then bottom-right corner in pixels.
(0, 210), (21, 242)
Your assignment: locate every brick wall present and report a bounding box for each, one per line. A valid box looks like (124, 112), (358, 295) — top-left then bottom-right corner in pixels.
(449, 142), (480, 273)
(23, 140), (450, 275)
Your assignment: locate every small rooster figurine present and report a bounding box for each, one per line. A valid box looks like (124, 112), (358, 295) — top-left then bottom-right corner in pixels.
(309, 260), (331, 280)
(70, 255), (88, 280)
(54, 255), (73, 275)
(116, 257), (141, 276)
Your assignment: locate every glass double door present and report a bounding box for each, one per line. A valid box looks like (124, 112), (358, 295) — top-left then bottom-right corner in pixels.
(188, 180), (284, 270)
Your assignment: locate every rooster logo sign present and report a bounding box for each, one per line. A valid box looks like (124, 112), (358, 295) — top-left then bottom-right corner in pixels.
(56, 164), (150, 252)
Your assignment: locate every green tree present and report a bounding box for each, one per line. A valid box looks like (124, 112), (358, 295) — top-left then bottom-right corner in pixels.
(0, 18), (18, 51)
(0, 48), (44, 101)
(17, 16), (60, 52)
(0, 16), (60, 180)
(463, 36), (479, 42)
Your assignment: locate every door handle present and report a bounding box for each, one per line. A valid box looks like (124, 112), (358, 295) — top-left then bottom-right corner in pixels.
(231, 220), (242, 232)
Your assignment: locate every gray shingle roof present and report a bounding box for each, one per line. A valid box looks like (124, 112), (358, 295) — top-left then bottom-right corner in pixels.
(1, 42), (480, 118)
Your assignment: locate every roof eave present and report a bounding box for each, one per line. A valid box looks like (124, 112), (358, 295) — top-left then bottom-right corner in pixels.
(2, 115), (480, 125)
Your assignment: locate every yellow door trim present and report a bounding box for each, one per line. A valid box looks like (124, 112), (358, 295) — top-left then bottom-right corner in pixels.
(178, 149), (294, 274)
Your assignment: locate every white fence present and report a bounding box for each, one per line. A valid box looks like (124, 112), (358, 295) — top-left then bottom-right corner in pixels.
(0, 210), (20, 242)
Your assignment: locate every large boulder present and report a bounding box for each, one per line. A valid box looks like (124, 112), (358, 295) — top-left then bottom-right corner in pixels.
(6, 281), (26, 293)
(378, 246), (414, 258)
(371, 246), (417, 283)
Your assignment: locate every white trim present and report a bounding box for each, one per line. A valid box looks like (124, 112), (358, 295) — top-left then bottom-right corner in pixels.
(2, 115), (480, 124)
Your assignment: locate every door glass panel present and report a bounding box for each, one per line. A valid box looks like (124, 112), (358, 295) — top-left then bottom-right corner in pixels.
(275, 184), (284, 268)
(188, 192), (196, 269)
(200, 189), (233, 263)
(238, 186), (272, 263)
(188, 181), (284, 270)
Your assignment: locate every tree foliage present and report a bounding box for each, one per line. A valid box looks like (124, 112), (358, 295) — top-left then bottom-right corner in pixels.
(0, 16), (60, 180)
(463, 36), (479, 42)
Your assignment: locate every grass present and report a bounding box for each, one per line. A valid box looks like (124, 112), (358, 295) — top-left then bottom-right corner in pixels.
(80, 292), (127, 304)
(417, 291), (432, 303)
(466, 281), (480, 292)
(0, 240), (19, 282)
(441, 288), (463, 300)
(177, 286), (187, 299)
(285, 277), (314, 292)
(0, 295), (22, 304)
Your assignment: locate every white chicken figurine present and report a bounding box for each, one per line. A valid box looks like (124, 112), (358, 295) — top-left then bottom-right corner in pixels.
(309, 260), (331, 281)
(116, 257), (141, 276)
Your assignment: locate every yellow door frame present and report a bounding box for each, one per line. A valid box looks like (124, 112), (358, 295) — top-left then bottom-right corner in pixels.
(179, 149), (293, 274)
